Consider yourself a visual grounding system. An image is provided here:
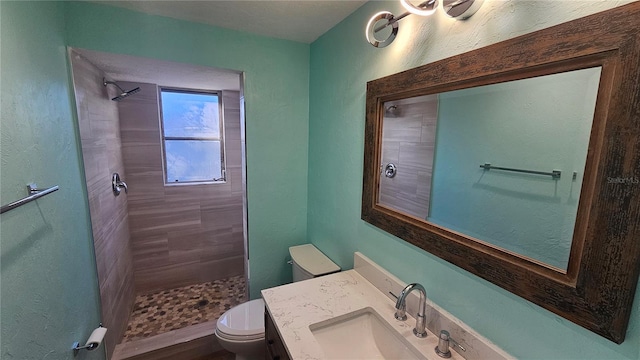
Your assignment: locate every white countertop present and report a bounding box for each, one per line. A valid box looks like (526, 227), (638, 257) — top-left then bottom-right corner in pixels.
(262, 269), (464, 360)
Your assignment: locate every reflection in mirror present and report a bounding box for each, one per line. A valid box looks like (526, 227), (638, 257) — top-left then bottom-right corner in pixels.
(379, 95), (438, 219)
(378, 67), (601, 270)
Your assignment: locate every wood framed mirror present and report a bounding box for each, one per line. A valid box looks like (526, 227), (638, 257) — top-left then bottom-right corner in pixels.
(362, 3), (640, 343)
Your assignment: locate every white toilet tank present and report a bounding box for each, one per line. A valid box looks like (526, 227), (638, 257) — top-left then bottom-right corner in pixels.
(289, 244), (340, 282)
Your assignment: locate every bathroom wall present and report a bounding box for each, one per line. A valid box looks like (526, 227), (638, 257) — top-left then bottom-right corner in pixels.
(0, 2), (104, 360)
(429, 68), (600, 270)
(6, 2), (637, 360)
(64, 2), (310, 298)
(118, 83), (244, 293)
(69, 52), (136, 357)
(308, 1), (639, 359)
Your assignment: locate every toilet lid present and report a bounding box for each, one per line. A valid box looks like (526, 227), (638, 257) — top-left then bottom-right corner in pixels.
(216, 298), (265, 338)
(289, 244), (340, 276)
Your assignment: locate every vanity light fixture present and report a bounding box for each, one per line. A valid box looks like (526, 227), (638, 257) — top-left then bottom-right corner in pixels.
(365, 11), (399, 48)
(401, 0), (438, 16)
(366, 0), (483, 48)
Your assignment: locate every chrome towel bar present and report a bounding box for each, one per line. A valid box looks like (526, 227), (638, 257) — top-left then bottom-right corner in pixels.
(0, 184), (59, 214)
(480, 163), (561, 179)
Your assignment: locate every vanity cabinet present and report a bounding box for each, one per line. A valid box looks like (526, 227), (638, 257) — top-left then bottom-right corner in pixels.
(265, 310), (291, 360)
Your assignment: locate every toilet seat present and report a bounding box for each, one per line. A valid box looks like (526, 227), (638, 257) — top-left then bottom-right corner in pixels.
(215, 298), (265, 341)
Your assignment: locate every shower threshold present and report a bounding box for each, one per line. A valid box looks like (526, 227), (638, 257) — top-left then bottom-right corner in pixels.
(111, 320), (233, 360)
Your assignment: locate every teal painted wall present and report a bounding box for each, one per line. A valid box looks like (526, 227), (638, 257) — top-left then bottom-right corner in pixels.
(429, 68), (600, 269)
(308, 1), (639, 359)
(0, 2), (104, 359)
(62, 2), (310, 298)
(3, 1), (639, 359)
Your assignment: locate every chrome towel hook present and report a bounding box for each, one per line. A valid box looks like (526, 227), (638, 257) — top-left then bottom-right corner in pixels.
(112, 173), (128, 196)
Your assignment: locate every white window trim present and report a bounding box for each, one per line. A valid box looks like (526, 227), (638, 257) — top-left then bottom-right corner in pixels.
(158, 86), (227, 185)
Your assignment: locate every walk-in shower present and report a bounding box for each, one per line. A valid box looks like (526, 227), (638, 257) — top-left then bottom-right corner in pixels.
(103, 78), (141, 101)
(71, 49), (247, 359)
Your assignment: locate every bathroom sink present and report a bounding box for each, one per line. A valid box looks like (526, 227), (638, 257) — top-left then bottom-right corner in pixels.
(309, 307), (426, 360)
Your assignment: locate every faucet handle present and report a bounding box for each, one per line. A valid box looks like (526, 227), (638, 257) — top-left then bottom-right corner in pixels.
(435, 330), (452, 358)
(450, 336), (466, 352)
(389, 291), (407, 321)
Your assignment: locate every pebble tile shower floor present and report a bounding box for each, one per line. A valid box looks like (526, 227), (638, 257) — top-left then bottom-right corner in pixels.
(122, 275), (247, 342)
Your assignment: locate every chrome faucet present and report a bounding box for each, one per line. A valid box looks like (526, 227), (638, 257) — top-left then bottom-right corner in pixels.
(395, 283), (428, 338)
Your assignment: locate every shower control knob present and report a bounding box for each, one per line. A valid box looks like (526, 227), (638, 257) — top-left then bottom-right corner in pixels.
(112, 173), (128, 196)
(384, 163), (397, 178)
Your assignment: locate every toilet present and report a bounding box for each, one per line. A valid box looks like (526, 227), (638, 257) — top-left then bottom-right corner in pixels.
(215, 244), (340, 360)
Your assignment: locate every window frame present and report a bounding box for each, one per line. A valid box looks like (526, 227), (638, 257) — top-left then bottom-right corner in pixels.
(158, 86), (226, 185)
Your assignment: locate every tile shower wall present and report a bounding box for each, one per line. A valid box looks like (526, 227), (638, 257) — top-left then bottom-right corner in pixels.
(118, 83), (244, 293)
(69, 50), (136, 358)
(379, 95), (438, 219)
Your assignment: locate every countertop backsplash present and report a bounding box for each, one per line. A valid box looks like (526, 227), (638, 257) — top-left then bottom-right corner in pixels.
(353, 252), (513, 360)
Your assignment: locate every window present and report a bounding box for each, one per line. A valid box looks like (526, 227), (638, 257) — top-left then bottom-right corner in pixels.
(159, 88), (225, 184)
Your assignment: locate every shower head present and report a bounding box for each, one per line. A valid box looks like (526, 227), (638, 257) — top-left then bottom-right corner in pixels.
(385, 104), (401, 117)
(103, 78), (141, 101)
(111, 87), (141, 101)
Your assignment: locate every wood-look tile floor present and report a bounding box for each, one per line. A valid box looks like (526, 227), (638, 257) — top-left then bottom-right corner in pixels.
(122, 276), (246, 342)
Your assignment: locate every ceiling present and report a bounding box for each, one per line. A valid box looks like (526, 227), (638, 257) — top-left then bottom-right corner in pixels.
(92, 0), (368, 43)
(73, 48), (242, 90)
(74, 1), (368, 90)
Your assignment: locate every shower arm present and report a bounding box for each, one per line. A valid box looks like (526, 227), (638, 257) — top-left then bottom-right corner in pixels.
(103, 78), (126, 93)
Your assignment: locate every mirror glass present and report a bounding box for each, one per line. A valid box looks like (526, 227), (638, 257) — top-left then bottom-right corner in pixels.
(378, 67), (602, 270)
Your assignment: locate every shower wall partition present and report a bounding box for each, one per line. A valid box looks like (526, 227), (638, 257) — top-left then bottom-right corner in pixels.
(118, 82), (245, 293)
(69, 50), (136, 359)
